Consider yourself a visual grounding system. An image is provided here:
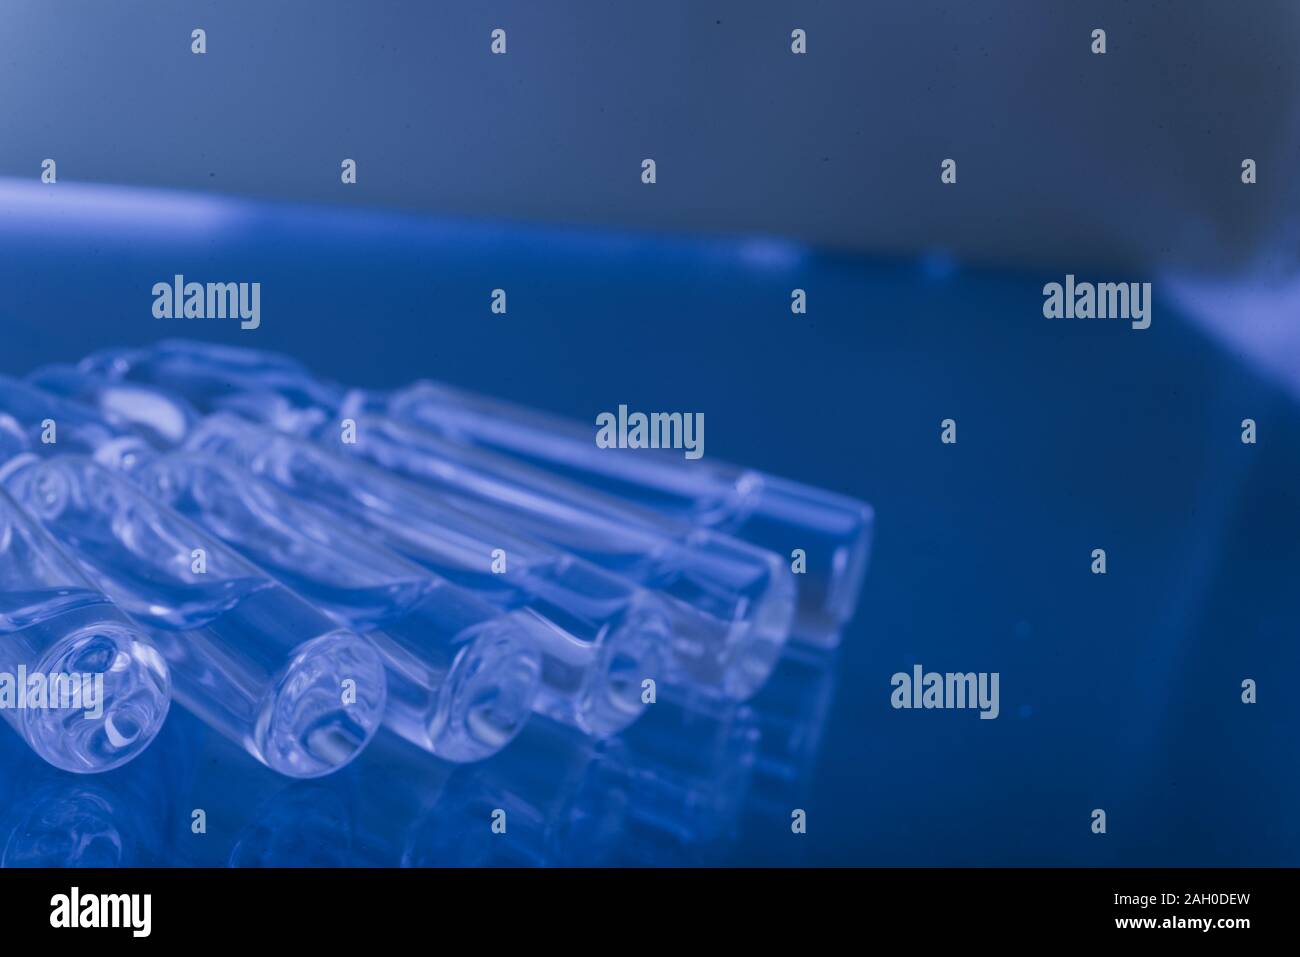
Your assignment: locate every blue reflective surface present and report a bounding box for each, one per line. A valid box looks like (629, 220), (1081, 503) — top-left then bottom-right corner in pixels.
(1, 180), (1297, 865)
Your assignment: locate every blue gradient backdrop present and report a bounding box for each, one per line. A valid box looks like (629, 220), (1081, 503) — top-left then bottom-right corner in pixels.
(1, 185), (1297, 865)
(1, 0), (1297, 866)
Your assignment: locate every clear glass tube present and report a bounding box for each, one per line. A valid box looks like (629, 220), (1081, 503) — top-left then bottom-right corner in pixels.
(35, 356), (795, 699)
(316, 413), (794, 701)
(0, 456), (387, 778)
(0, 374), (155, 467)
(180, 416), (668, 738)
(71, 341), (873, 646)
(0, 486), (170, 773)
(8, 375), (661, 736)
(385, 382), (873, 647)
(130, 451), (542, 762)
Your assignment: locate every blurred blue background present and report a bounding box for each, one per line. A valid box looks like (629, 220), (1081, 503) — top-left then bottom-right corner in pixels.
(1, 0), (1298, 866)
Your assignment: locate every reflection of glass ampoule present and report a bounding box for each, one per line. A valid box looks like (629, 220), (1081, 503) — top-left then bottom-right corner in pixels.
(200, 707), (716, 869)
(131, 452), (542, 763)
(0, 701), (186, 866)
(399, 717), (611, 867)
(737, 644), (839, 864)
(164, 717), (458, 867)
(1, 456), (387, 778)
(596, 689), (762, 865)
(32, 358), (793, 703)
(400, 698), (764, 867)
(71, 340), (872, 647)
(746, 644), (838, 798)
(144, 708), (347, 867)
(571, 651), (833, 867)
(0, 485), (169, 773)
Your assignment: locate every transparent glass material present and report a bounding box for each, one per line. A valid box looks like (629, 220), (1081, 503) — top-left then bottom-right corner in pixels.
(72, 340), (872, 646)
(12, 372), (664, 736)
(38, 353), (795, 698)
(183, 416), (668, 738)
(317, 414), (793, 700)
(1, 456), (387, 778)
(386, 382), (873, 647)
(0, 375), (155, 468)
(0, 487), (170, 773)
(131, 452), (542, 762)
